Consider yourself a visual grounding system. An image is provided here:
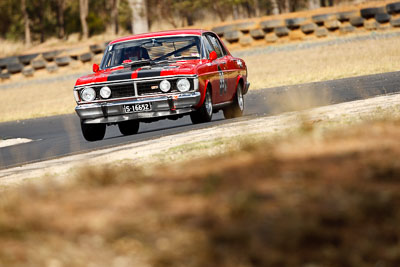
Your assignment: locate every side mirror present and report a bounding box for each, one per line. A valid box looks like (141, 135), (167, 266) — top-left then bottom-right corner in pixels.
(93, 63), (100, 73)
(209, 51), (217, 61)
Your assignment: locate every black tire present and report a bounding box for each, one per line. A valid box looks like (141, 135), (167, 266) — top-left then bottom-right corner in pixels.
(22, 67), (34, 77)
(375, 13), (391, 23)
(234, 21), (256, 33)
(18, 53), (39, 65)
(32, 59), (46, 70)
(360, 7), (385, 19)
(90, 44), (106, 54)
(350, 16), (365, 27)
(274, 26), (290, 37)
(260, 19), (283, 31)
(55, 56), (71, 66)
(336, 11), (358, 22)
(7, 63), (23, 74)
(0, 57), (19, 68)
(387, 2), (400, 14)
(118, 120), (140, 136)
(223, 83), (244, 119)
(391, 17), (400, 27)
(324, 20), (340, 30)
(315, 27), (328, 38)
(79, 52), (93, 63)
(81, 122), (106, 142)
(211, 25), (236, 37)
(250, 28), (265, 39)
(46, 63), (58, 73)
(285, 17), (306, 29)
(339, 25), (356, 34)
(190, 88), (213, 124)
(43, 50), (62, 61)
(301, 23), (317, 34)
(0, 71), (11, 80)
(224, 31), (242, 43)
(312, 14), (336, 25)
(239, 36), (252, 46)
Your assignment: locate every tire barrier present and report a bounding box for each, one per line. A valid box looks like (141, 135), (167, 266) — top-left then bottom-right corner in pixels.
(375, 13), (391, 23)
(79, 52), (93, 63)
(0, 57), (19, 69)
(18, 53), (39, 65)
(336, 11), (358, 22)
(224, 30), (243, 42)
(55, 56), (71, 67)
(7, 63), (23, 74)
(89, 43), (106, 54)
(360, 7), (386, 19)
(31, 58), (46, 70)
(1, 1), (400, 82)
(350, 16), (365, 27)
(43, 50), (62, 61)
(46, 63), (58, 73)
(0, 71), (11, 80)
(387, 2), (400, 14)
(274, 26), (290, 37)
(285, 17), (306, 29)
(22, 66), (34, 77)
(301, 23), (317, 34)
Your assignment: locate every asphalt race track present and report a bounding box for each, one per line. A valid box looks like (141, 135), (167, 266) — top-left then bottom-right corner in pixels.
(1, 70), (400, 170)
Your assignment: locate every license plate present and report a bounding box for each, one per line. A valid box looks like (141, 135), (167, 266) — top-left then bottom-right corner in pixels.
(123, 103), (152, 113)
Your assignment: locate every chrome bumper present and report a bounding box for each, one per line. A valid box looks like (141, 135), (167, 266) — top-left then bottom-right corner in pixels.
(76, 92), (201, 124)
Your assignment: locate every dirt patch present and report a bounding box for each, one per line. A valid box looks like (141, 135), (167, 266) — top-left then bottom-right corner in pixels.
(1, 99), (400, 266)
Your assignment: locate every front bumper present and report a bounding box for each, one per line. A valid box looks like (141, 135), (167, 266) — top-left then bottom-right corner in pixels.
(76, 92), (201, 124)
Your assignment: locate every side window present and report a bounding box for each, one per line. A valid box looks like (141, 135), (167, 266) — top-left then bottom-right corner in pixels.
(206, 34), (223, 58)
(202, 36), (213, 58)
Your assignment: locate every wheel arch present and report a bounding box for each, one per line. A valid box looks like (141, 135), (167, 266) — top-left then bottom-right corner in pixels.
(195, 79), (213, 109)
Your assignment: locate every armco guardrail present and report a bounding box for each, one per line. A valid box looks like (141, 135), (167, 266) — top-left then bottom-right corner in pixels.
(0, 1), (400, 81)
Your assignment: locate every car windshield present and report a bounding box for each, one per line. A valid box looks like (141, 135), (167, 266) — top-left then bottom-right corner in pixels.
(100, 35), (202, 69)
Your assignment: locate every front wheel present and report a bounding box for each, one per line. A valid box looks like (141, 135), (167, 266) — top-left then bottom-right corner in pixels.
(118, 120), (140, 136)
(223, 83), (244, 119)
(190, 88), (213, 124)
(81, 121), (106, 142)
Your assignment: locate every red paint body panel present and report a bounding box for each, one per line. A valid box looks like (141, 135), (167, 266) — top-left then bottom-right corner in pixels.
(75, 30), (248, 109)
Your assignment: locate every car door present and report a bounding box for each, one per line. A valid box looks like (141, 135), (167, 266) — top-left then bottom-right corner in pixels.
(204, 34), (229, 103)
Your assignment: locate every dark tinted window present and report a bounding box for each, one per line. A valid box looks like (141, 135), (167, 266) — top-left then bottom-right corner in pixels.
(202, 36), (213, 58)
(206, 34), (224, 58)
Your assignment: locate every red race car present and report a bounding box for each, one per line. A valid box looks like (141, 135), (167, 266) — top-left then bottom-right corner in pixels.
(74, 29), (249, 141)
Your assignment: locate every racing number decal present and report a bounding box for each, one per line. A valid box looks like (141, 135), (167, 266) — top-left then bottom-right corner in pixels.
(218, 65), (227, 96)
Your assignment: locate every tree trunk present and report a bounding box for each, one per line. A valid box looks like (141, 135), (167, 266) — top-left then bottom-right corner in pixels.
(128, 0), (149, 34)
(107, 0), (120, 35)
(57, 0), (65, 39)
(284, 0), (290, 13)
(79, 0), (89, 39)
(21, 0), (31, 46)
(270, 0), (279, 15)
(253, 0), (261, 17)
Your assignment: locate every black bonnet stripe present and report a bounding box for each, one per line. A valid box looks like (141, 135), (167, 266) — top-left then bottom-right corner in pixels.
(137, 69), (162, 78)
(107, 72), (132, 81)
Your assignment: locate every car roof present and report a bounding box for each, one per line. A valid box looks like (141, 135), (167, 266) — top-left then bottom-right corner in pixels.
(109, 29), (207, 44)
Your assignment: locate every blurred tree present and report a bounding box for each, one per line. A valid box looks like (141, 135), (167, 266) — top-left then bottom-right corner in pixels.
(128, 0), (148, 34)
(21, 0), (31, 45)
(106, 0), (120, 35)
(79, 0), (89, 39)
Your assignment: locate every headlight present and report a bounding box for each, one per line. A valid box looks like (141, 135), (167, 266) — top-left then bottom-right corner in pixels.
(100, 86), (111, 99)
(160, 80), (171, 93)
(177, 78), (190, 92)
(81, 87), (96, 101)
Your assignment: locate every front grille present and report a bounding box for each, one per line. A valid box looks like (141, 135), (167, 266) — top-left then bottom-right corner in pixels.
(136, 79), (193, 96)
(94, 83), (135, 100)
